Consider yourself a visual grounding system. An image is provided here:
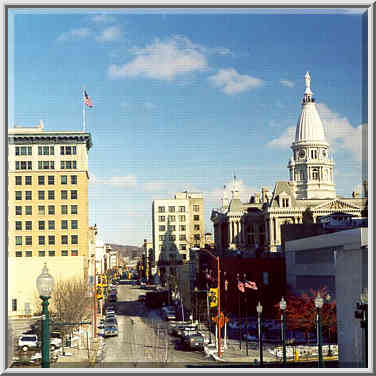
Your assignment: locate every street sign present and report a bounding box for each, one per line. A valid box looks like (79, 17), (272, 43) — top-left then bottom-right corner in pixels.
(209, 288), (218, 307)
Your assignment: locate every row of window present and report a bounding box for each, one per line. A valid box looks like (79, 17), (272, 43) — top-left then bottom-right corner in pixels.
(15, 235), (79, 246)
(160, 243), (187, 251)
(15, 205), (78, 215)
(15, 250), (79, 257)
(15, 160), (78, 170)
(158, 224), (200, 232)
(15, 220), (78, 230)
(159, 234), (200, 241)
(15, 190), (78, 201)
(158, 215), (186, 222)
(15, 145), (78, 156)
(157, 204), (201, 213)
(15, 175), (78, 185)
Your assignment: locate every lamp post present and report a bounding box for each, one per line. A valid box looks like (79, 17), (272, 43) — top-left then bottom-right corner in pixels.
(256, 301), (263, 367)
(36, 263), (55, 368)
(355, 288), (368, 367)
(314, 292), (324, 368)
(194, 287), (198, 323)
(279, 297), (287, 365)
(325, 294), (332, 357)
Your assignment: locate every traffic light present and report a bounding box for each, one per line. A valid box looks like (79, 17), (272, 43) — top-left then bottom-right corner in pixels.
(96, 286), (103, 300)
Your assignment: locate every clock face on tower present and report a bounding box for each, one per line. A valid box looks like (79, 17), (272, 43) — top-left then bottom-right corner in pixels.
(299, 150), (306, 159)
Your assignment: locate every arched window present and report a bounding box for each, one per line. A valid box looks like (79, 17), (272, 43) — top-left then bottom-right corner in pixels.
(312, 168), (319, 180)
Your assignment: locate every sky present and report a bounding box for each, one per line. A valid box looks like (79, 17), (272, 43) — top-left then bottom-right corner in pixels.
(8, 7), (369, 246)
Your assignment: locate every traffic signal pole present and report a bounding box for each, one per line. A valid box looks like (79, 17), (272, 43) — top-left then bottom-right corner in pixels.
(217, 255), (221, 358)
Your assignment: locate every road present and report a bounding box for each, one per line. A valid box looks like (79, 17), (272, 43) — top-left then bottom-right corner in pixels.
(98, 280), (215, 368)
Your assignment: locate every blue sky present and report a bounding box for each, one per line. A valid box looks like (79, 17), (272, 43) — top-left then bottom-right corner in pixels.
(8, 8), (368, 246)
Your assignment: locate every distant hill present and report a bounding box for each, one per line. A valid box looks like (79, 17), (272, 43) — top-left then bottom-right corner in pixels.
(107, 243), (143, 259)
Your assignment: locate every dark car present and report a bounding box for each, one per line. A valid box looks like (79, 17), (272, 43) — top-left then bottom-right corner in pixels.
(105, 317), (118, 326)
(182, 333), (204, 351)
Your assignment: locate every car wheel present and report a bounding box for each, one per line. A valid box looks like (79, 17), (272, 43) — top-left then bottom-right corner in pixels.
(22, 345), (29, 352)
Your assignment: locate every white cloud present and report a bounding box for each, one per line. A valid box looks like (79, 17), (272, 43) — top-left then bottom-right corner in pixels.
(280, 79), (295, 88)
(208, 68), (263, 95)
(91, 175), (138, 188)
(91, 14), (116, 23)
(267, 102), (366, 162)
(96, 25), (122, 42)
(57, 27), (91, 41)
(108, 35), (208, 80)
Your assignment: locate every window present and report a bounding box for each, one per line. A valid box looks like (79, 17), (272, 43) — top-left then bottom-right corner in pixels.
(159, 235), (165, 241)
(158, 206), (165, 213)
(48, 205), (55, 215)
(159, 225), (166, 231)
(15, 251), (22, 257)
(25, 176), (32, 185)
(61, 190), (68, 200)
(15, 221), (22, 230)
(193, 215), (200, 221)
(38, 146), (54, 155)
(180, 225), (186, 231)
(169, 235), (176, 241)
(61, 205), (68, 215)
(159, 216), (165, 222)
(194, 224), (200, 231)
(39, 236), (45, 245)
(169, 215), (176, 222)
(71, 190), (77, 199)
(15, 206), (22, 215)
(25, 251), (32, 257)
(168, 225), (176, 231)
(61, 235), (68, 245)
(48, 236), (55, 245)
(182, 254), (187, 260)
(38, 251), (45, 257)
(71, 175), (77, 184)
(25, 221), (32, 230)
(15, 176), (22, 185)
(48, 220), (55, 230)
(312, 168), (319, 180)
(38, 205), (45, 215)
(181, 244), (187, 251)
(71, 250), (78, 256)
(16, 146), (32, 156)
(194, 234), (201, 240)
(71, 235), (78, 244)
(179, 215), (186, 222)
(38, 191), (45, 200)
(12, 299), (17, 311)
(61, 220), (68, 230)
(61, 175), (68, 185)
(25, 236), (32, 245)
(38, 176), (45, 185)
(193, 205), (200, 212)
(39, 161), (54, 170)
(25, 206), (32, 215)
(179, 235), (186, 241)
(16, 161), (32, 170)
(38, 221), (45, 230)
(25, 191), (32, 200)
(60, 146), (76, 155)
(71, 220), (78, 229)
(48, 175), (54, 185)
(61, 250), (68, 256)
(48, 190), (55, 200)
(71, 205), (77, 214)
(61, 160), (77, 169)
(178, 206), (185, 212)
(16, 236), (22, 246)
(15, 191), (22, 200)
(168, 206), (175, 213)
(48, 251), (55, 257)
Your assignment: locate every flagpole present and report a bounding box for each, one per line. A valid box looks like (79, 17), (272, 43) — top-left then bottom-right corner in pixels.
(82, 87), (86, 132)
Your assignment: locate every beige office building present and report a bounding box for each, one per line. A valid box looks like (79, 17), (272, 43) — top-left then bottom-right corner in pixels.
(152, 192), (204, 278)
(8, 122), (92, 317)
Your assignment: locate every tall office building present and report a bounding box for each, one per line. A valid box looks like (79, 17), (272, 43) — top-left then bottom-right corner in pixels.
(152, 192), (204, 278)
(8, 121), (92, 317)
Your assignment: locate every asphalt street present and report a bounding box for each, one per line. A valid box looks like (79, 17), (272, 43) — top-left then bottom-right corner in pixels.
(99, 281), (215, 368)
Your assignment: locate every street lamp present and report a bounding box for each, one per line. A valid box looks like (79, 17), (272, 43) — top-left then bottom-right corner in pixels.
(256, 301), (263, 367)
(36, 263), (54, 368)
(325, 294), (332, 357)
(314, 292), (324, 368)
(279, 297), (287, 365)
(355, 288), (368, 367)
(194, 287), (198, 323)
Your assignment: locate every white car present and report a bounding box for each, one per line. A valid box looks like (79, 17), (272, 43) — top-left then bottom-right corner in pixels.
(18, 334), (39, 352)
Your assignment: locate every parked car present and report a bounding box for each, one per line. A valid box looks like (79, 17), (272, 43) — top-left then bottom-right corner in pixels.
(105, 317), (118, 326)
(161, 306), (176, 321)
(104, 324), (118, 338)
(138, 294), (146, 303)
(181, 333), (204, 351)
(18, 334), (39, 352)
(50, 331), (63, 350)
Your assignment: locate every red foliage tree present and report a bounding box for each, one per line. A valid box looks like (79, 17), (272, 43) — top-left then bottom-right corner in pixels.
(274, 287), (337, 343)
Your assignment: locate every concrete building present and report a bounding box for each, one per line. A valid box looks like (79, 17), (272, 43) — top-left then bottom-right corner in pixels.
(152, 191), (204, 280)
(211, 73), (367, 253)
(285, 228), (368, 367)
(8, 121), (92, 317)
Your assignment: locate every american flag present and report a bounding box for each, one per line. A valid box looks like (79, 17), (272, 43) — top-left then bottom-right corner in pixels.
(244, 280), (258, 290)
(238, 280), (245, 293)
(84, 90), (93, 108)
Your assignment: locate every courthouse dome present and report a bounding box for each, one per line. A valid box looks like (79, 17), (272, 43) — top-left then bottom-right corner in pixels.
(295, 72), (327, 143)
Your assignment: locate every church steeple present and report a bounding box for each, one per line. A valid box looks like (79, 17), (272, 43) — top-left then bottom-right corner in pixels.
(288, 72), (336, 200)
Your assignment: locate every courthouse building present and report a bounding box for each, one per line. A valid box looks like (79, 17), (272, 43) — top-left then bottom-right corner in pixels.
(8, 121), (92, 317)
(211, 73), (367, 253)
